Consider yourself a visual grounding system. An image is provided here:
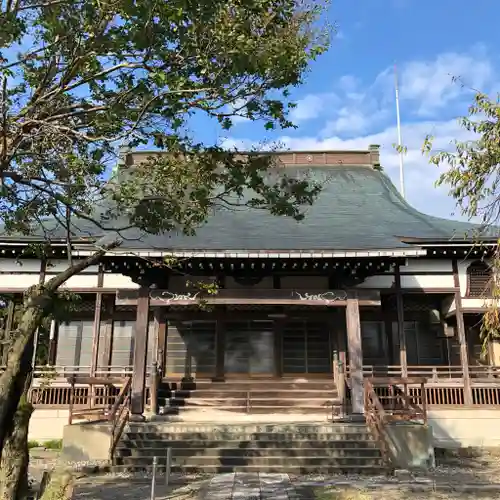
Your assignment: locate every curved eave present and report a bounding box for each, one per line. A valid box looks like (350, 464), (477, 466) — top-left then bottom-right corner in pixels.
(398, 237), (499, 246)
(72, 247), (427, 259)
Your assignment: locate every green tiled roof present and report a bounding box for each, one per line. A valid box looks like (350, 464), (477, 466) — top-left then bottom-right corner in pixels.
(132, 165), (482, 250)
(0, 164), (489, 251)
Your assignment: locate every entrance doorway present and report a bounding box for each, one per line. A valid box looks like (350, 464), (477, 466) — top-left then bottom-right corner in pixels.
(224, 320), (276, 377)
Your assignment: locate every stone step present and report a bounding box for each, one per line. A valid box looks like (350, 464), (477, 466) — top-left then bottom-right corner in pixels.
(163, 396), (338, 405)
(110, 463), (386, 474)
(119, 438), (377, 449)
(121, 440), (376, 451)
(159, 389), (338, 398)
(116, 446), (381, 458)
(124, 423), (368, 434)
(123, 431), (374, 442)
(159, 379), (337, 391)
(158, 405), (335, 412)
(118, 455), (384, 468)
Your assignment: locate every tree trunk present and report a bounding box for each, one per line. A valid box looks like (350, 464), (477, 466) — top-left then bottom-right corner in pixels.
(0, 244), (118, 498)
(0, 399), (33, 500)
(39, 470), (74, 500)
(0, 299), (44, 452)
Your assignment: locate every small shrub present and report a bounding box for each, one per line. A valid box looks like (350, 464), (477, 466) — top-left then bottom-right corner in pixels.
(28, 440), (41, 449)
(43, 439), (63, 450)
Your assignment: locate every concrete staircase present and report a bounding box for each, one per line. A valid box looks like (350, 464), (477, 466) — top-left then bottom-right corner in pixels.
(155, 379), (341, 416)
(113, 422), (386, 474)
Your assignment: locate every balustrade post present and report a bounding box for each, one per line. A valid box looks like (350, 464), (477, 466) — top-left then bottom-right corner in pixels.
(150, 362), (159, 415)
(68, 376), (75, 425)
(337, 359), (346, 418)
(333, 351), (339, 382)
(421, 381), (428, 424)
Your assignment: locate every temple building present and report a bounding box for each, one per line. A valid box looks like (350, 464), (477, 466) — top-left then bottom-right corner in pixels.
(1, 146), (499, 444)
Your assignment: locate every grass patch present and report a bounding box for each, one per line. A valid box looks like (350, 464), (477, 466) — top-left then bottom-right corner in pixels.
(314, 487), (372, 500)
(43, 439), (63, 450)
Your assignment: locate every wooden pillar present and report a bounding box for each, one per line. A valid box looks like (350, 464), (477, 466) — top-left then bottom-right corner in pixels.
(215, 314), (226, 381)
(48, 319), (58, 365)
(33, 258), (47, 367)
(1, 300), (15, 365)
(395, 265), (407, 377)
(155, 308), (166, 378)
(130, 287), (150, 419)
(346, 297), (364, 415)
(452, 259), (473, 405)
(274, 318), (284, 378)
(90, 264), (104, 377)
(100, 295), (115, 372)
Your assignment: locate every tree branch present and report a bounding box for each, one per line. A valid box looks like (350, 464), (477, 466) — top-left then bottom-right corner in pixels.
(45, 237), (121, 292)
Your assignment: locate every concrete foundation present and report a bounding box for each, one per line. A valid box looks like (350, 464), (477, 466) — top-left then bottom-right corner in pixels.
(61, 422), (113, 464)
(28, 407), (500, 451)
(384, 422), (435, 470)
(428, 409), (500, 448)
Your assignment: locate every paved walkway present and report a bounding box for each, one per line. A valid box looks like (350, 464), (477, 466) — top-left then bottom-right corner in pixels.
(72, 472), (500, 500)
(73, 473), (303, 499)
(204, 473), (296, 499)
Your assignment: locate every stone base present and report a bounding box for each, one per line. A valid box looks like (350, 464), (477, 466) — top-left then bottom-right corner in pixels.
(129, 413), (146, 422)
(347, 413), (366, 423)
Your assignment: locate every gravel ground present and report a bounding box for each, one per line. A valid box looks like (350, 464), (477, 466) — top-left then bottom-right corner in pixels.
(313, 487), (500, 500)
(27, 448), (500, 499)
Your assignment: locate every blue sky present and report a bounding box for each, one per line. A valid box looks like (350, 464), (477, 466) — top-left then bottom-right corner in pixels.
(206, 0), (500, 221)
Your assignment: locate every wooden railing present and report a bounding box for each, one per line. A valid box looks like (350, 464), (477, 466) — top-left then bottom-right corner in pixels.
(364, 377), (428, 471)
(364, 379), (391, 469)
(347, 364), (500, 381)
(108, 376), (132, 463)
(368, 377), (427, 422)
(68, 377), (127, 424)
(343, 365), (500, 409)
(1, 365), (136, 378)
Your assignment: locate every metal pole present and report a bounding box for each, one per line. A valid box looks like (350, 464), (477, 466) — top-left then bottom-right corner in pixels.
(151, 456), (157, 500)
(394, 63), (406, 199)
(165, 448), (172, 486)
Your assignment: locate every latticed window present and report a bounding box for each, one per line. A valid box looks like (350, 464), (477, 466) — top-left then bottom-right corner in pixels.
(467, 261), (493, 297)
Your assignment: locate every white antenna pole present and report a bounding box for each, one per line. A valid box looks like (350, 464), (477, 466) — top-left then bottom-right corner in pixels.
(394, 64), (406, 199)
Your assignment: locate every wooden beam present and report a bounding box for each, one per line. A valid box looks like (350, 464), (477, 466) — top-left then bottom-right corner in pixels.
(116, 288), (382, 307)
(452, 259), (472, 405)
(395, 265), (407, 377)
(346, 298), (364, 414)
(130, 287), (150, 418)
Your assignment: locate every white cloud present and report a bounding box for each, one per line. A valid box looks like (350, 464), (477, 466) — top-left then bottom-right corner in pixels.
(223, 118), (473, 220)
(400, 48), (493, 116)
(221, 48), (496, 221)
(289, 93), (338, 123)
(280, 118), (474, 219)
(321, 107), (371, 135)
(228, 99), (251, 123)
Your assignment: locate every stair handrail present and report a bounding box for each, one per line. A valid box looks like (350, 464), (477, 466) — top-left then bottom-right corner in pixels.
(369, 377), (428, 422)
(108, 375), (132, 462)
(364, 379), (392, 470)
